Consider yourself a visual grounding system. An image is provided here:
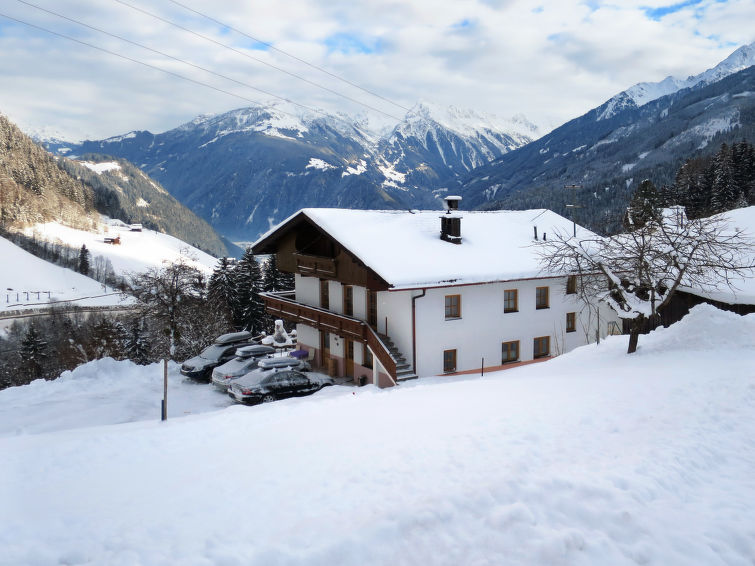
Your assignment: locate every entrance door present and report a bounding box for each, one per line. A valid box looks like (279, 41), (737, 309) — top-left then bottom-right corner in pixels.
(320, 332), (331, 369)
(345, 339), (355, 378)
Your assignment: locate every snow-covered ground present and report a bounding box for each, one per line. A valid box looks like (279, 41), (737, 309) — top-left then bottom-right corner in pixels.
(22, 216), (217, 278)
(1, 304), (754, 565)
(0, 236), (131, 312)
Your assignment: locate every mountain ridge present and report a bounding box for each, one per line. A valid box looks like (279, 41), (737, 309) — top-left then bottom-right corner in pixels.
(48, 101), (538, 240)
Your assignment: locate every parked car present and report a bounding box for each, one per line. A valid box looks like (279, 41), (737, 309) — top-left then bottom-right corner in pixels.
(228, 369), (333, 405)
(256, 356), (311, 372)
(180, 331), (257, 381)
(211, 345), (277, 391)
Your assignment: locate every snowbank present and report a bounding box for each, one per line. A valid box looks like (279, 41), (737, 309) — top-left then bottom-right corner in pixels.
(1, 304), (754, 565)
(0, 358), (239, 436)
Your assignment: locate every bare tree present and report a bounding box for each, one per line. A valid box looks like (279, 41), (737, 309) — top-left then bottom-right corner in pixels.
(129, 259), (206, 360)
(538, 207), (754, 353)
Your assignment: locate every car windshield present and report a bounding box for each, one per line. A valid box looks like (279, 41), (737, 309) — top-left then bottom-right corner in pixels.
(199, 344), (228, 361)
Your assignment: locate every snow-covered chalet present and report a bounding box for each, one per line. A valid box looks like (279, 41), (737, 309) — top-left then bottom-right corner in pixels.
(252, 198), (620, 387)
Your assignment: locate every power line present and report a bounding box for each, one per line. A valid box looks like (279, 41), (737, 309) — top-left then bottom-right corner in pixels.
(111, 0), (403, 121)
(164, 0), (411, 113)
(0, 12), (327, 123)
(17, 0), (327, 118)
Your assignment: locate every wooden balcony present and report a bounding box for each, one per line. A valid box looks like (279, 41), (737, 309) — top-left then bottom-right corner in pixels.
(260, 291), (397, 379)
(293, 253), (337, 278)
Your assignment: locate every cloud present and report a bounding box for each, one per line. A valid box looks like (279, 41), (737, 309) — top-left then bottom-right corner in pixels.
(0, 0), (752, 140)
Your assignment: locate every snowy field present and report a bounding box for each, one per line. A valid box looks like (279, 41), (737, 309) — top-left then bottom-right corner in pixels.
(0, 236), (131, 312)
(22, 217), (217, 277)
(1, 304), (754, 565)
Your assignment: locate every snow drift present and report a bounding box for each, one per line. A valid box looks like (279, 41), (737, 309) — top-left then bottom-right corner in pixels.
(1, 304), (754, 566)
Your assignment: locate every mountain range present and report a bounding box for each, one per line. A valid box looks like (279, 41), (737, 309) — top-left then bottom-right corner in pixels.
(40, 41), (755, 241)
(460, 42), (755, 233)
(47, 102), (539, 241)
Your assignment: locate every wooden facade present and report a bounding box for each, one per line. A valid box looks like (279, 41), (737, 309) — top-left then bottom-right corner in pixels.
(624, 289), (755, 334)
(253, 213), (390, 290)
(261, 291), (397, 379)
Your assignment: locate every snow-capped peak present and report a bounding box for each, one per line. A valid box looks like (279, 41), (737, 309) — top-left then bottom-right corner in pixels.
(397, 101), (539, 140)
(598, 40), (755, 121)
(27, 125), (81, 146)
(177, 102), (379, 146)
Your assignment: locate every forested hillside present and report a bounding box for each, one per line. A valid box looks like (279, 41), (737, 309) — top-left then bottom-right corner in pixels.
(469, 66), (755, 234)
(1, 113), (230, 257)
(58, 155), (231, 257)
(0, 113), (97, 231)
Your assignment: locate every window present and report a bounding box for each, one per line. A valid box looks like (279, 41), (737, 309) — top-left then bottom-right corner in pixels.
(566, 312), (576, 333)
(536, 286), (549, 309)
(504, 289), (518, 313)
(367, 290), (378, 327)
(443, 349), (457, 372)
(363, 344), (373, 368)
(502, 341), (519, 363)
(566, 275), (577, 295)
(445, 294), (461, 319)
(343, 285), (354, 316)
(320, 279), (329, 310)
(533, 336), (550, 359)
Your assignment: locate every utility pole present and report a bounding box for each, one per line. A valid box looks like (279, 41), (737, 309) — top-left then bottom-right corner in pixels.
(564, 184), (583, 237)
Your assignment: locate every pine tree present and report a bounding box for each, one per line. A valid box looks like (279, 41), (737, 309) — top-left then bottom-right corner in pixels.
(78, 244), (90, 275)
(732, 140), (755, 205)
(208, 257), (237, 327)
(674, 157), (710, 218)
(624, 179), (661, 229)
(125, 317), (152, 365)
(710, 143), (742, 213)
(19, 323), (48, 380)
(234, 249), (266, 333)
(262, 254), (294, 292)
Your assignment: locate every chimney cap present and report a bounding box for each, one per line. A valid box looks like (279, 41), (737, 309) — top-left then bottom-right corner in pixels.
(443, 195), (462, 211)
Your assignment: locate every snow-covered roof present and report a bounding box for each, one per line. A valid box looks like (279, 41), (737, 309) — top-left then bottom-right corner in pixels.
(256, 208), (593, 289)
(679, 206), (755, 305)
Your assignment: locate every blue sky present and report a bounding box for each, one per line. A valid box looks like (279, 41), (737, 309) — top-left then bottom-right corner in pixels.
(643, 0), (705, 20)
(0, 0), (752, 140)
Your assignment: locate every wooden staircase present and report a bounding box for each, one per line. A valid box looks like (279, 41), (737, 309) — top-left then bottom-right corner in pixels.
(378, 333), (418, 382)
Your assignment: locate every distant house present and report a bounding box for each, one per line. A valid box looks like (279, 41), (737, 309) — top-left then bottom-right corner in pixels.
(252, 199), (620, 387)
(658, 206), (755, 326)
(103, 235), (121, 245)
(129, 224), (143, 232)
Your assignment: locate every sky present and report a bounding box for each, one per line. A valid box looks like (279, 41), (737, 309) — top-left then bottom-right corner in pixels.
(0, 0), (753, 141)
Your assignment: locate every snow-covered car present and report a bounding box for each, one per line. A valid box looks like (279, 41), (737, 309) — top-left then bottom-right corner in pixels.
(228, 369), (333, 405)
(211, 345), (277, 391)
(180, 331), (257, 381)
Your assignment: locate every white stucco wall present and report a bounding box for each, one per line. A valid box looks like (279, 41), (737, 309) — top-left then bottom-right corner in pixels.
(292, 274), (619, 381)
(378, 290), (414, 362)
(296, 323), (319, 353)
(411, 277), (619, 377)
(294, 274), (319, 305)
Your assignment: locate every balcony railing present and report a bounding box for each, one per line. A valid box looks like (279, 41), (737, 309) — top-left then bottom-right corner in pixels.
(293, 253), (337, 278)
(260, 291), (397, 379)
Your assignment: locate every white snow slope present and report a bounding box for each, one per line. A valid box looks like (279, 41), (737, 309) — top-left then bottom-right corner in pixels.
(0, 236), (131, 311)
(1, 304), (754, 566)
(22, 217), (217, 278)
